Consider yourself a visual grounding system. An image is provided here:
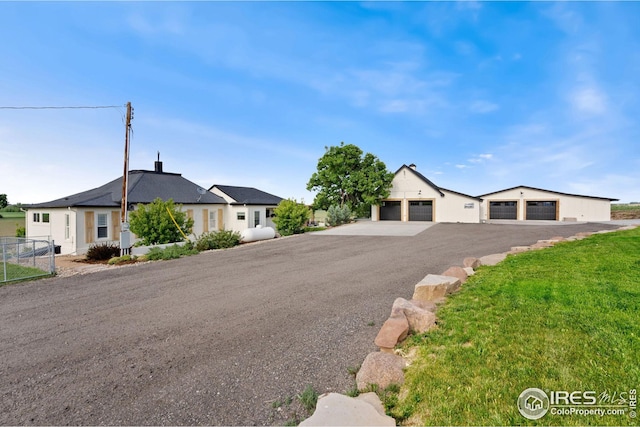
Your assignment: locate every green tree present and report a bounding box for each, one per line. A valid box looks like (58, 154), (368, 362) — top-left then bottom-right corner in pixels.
(0, 194), (7, 210)
(306, 143), (395, 217)
(272, 199), (310, 236)
(129, 198), (194, 245)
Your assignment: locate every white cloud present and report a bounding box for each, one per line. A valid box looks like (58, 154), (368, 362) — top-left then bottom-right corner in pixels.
(468, 153), (494, 163)
(469, 100), (499, 114)
(570, 86), (607, 115)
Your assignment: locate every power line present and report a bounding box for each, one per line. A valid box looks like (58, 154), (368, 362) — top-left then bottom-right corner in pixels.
(0, 105), (123, 110)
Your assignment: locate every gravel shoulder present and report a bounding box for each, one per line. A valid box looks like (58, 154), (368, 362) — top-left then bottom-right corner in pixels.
(0, 222), (620, 425)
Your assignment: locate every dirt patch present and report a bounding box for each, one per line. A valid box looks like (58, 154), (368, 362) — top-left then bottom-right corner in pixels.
(611, 208), (640, 220)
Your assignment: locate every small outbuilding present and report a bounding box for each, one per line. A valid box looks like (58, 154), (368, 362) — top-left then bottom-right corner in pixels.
(479, 185), (617, 222)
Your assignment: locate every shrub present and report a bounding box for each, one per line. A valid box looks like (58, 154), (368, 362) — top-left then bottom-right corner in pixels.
(86, 242), (120, 261)
(327, 204), (351, 226)
(129, 198), (194, 245)
(15, 225), (25, 238)
(107, 254), (136, 265)
(195, 230), (241, 251)
(273, 199), (310, 236)
(145, 244), (198, 261)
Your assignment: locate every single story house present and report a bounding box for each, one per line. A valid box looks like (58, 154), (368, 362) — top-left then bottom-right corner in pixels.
(479, 185), (617, 222)
(208, 184), (283, 233)
(26, 161), (284, 255)
(371, 164), (481, 223)
(373, 164), (617, 223)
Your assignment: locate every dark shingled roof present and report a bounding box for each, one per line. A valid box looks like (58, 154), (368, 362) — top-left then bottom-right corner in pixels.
(478, 185), (619, 201)
(27, 170), (226, 208)
(209, 184), (283, 206)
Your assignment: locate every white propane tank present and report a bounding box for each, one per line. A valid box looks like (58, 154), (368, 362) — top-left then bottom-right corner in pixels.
(240, 225), (276, 243)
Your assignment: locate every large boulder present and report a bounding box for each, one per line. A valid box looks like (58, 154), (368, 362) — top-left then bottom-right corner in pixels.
(356, 352), (405, 391)
(374, 313), (409, 351)
(463, 257), (481, 269)
(391, 298), (437, 334)
(412, 274), (461, 302)
(478, 252), (508, 266)
(299, 392), (396, 426)
(441, 266), (468, 284)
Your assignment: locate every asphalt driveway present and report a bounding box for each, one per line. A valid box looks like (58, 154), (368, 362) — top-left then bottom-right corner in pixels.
(0, 221), (620, 425)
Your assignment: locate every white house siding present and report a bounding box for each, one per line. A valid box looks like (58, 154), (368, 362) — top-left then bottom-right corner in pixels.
(223, 205), (271, 233)
(481, 187), (612, 222)
(28, 204), (225, 255)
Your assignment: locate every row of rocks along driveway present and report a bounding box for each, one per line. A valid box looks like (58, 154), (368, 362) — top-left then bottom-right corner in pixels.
(0, 222), (619, 425)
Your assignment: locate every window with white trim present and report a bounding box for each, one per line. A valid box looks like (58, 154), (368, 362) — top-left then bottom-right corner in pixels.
(42, 213), (50, 223)
(33, 213), (40, 222)
(237, 212), (246, 221)
(65, 214), (70, 239)
(209, 210), (217, 230)
(97, 213), (108, 239)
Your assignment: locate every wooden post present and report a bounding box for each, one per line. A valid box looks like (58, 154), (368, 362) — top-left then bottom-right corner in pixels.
(120, 102), (132, 255)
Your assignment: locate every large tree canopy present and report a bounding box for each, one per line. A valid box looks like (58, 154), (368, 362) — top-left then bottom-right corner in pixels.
(306, 143), (395, 217)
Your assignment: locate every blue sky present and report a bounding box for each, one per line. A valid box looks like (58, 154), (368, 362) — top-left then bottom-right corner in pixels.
(1, 1), (639, 205)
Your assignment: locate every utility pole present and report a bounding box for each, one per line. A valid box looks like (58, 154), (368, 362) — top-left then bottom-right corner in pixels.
(120, 102), (133, 255)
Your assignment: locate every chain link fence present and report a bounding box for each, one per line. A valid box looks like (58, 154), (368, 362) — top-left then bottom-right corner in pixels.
(1, 237), (56, 283)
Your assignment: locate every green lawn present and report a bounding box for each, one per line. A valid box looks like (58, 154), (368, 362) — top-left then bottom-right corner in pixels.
(391, 227), (640, 426)
(0, 262), (51, 283)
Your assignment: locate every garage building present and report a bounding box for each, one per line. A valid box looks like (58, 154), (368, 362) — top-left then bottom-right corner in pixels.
(372, 164), (481, 223)
(373, 165), (617, 223)
(479, 186), (617, 222)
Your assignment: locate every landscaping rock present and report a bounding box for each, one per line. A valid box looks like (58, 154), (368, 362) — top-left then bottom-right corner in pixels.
(463, 267), (475, 276)
(510, 246), (531, 253)
(441, 266), (468, 284)
(463, 257), (481, 269)
(356, 352), (405, 391)
(550, 236), (566, 242)
(391, 298), (437, 334)
(299, 392), (395, 426)
(478, 252), (507, 266)
(374, 313), (409, 350)
(408, 298), (437, 312)
(413, 274), (461, 302)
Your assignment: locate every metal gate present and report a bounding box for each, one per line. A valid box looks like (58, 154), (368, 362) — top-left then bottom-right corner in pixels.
(526, 201), (557, 220)
(489, 201), (517, 220)
(1, 237), (56, 283)
(409, 201), (433, 221)
(379, 201), (401, 221)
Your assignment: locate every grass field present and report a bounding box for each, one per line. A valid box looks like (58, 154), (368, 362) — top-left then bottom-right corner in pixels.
(611, 204), (640, 220)
(0, 212), (25, 237)
(391, 227), (640, 426)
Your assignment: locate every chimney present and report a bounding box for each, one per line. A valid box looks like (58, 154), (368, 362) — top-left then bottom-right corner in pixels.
(409, 163), (417, 170)
(154, 151), (163, 173)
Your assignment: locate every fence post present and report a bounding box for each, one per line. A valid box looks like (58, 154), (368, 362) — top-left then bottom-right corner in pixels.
(2, 240), (6, 282)
(50, 240), (55, 274)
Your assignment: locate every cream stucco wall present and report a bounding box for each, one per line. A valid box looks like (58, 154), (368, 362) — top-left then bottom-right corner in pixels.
(373, 166), (480, 223)
(481, 187), (612, 222)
